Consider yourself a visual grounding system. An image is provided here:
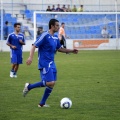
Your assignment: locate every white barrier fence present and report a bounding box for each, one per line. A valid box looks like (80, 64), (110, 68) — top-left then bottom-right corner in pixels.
(0, 39), (120, 52)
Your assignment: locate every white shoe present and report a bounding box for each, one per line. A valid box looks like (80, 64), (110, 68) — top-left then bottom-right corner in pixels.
(23, 83), (29, 97)
(14, 75), (17, 78)
(38, 104), (50, 108)
(13, 72), (17, 78)
(10, 71), (14, 78)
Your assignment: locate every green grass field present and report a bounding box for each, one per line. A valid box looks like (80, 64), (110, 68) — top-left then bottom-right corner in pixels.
(0, 50), (120, 120)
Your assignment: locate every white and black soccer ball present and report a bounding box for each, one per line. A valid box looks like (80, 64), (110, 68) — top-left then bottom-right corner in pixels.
(60, 97), (72, 109)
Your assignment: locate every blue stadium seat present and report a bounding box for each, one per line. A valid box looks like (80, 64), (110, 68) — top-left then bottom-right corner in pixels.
(23, 12), (117, 40)
(8, 26), (14, 34)
(66, 30), (71, 35)
(96, 30), (101, 34)
(26, 13), (32, 20)
(5, 13), (11, 18)
(12, 17), (17, 23)
(24, 10), (29, 13)
(70, 34), (75, 39)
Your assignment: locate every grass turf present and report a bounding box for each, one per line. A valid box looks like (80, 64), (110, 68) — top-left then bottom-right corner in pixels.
(0, 50), (120, 120)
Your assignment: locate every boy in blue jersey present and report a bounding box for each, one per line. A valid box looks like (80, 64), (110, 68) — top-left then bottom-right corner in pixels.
(23, 19), (78, 107)
(6, 23), (25, 78)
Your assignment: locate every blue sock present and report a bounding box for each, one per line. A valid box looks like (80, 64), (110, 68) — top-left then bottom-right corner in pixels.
(13, 72), (16, 75)
(28, 81), (45, 90)
(40, 87), (53, 105)
(11, 69), (14, 72)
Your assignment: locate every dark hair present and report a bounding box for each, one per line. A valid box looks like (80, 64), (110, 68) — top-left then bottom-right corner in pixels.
(14, 23), (21, 28)
(38, 27), (43, 29)
(61, 22), (65, 25)
(5, 21), (8, 25)
(49, 19), (59, 29)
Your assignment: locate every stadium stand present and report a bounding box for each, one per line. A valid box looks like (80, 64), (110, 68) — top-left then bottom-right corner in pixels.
(18, 10), (120, 39)
(1, 12), (17, 36)
(0, 3), (120, 40)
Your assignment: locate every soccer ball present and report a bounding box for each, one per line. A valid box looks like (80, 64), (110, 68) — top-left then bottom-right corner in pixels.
(60, 97), (72, 109)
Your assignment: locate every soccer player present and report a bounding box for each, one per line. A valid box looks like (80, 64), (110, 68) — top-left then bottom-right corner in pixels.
(6, 23), (25, 78)
(23, 19), (78, 107)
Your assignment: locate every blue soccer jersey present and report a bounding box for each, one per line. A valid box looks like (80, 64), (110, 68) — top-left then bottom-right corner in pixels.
(7, 32), (25, 51)
(7, 32), (25, 64)
(34, 31), (61, 70)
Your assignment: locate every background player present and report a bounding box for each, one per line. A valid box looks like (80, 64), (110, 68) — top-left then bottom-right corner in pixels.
(58, 22), (69, 48)
(6, 23), (25, 78)
(23, 19), (78, 107)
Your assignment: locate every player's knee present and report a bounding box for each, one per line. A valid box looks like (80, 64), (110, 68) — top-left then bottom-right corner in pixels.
(13, 63), (17, 66)
(46, 81), (55, 88)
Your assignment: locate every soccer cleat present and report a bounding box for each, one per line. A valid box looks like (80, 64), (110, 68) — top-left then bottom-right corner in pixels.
(10, 71), (14, 78)
(23, 83), (29, 97)
(38, 104), (50, 108)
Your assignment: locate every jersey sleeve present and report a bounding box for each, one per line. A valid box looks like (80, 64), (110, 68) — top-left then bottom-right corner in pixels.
(33, 33), (46, 47)
(6, 34), (11, 44)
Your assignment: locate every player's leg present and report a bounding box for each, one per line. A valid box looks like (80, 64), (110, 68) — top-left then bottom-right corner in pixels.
(10, 52), (17, 78)
(25, 69), (46, 90)
(23, 81), (46, 97)
(14, 64), (19, 72)
(11, 64), (16, 71)
(62, 35), (66, 48)
(38, 82), (55, 107)
(60, 37), (64, 47)
(62, 36), (70, 54)
(10, 64), (16, 77)
(23, 70), (46, 97)
(14, 51), (23, 77)
(38, 68), (57, 107)
(23, 67), (57, 107)
(13, 64), (19, 77)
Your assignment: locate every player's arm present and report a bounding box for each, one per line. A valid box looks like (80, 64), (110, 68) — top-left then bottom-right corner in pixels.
(6, 35), (17, 49)
(19, 35), (26, 45)
(26, 45), (36, 65)
(58, 47), (78, 54)
(19, 40), (25, 45)
(6, 42), (17, 49)
(56, 38), (78, 54)
(26, 34), (45, 65)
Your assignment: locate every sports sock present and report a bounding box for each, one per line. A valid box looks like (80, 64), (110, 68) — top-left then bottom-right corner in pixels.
(28, 81), (46, 90)
(39, 87), (53, 105)
(13, 72), (16, 75)
(11, 69), (14, 72)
